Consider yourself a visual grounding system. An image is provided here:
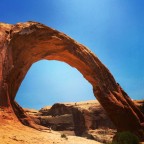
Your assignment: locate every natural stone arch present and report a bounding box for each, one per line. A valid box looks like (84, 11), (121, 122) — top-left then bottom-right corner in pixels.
(0, 22), (144, 140)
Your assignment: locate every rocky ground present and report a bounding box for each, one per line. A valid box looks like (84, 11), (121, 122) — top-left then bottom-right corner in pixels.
(24, 100), (144, 143)
(24, 100), (116, 143)
(0, 100), (143, 144)
(0, 121), (101, 144)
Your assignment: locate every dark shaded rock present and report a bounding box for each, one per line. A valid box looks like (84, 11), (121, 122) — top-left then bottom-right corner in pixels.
(70, 101), (115, 136)
(44, 103), (72, 116)
(26, 100), (115, 135)
(134, 100), (144, 114)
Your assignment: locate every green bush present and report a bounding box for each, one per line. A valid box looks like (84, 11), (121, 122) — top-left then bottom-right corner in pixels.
(112, 131), (140, 144)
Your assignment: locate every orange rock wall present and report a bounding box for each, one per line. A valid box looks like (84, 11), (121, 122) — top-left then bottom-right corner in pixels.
(0, 22), (144, 140)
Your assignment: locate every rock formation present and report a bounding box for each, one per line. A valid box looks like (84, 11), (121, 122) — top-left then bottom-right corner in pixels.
(26, 100), (116, 143)
(26, 101), (115, 135)
(26, 100), (143, 143)
(72, 101), (115, 136)
(25, 104), (73, 131)
(0, 21), (144, 140)
(42, 103), (73, 116)
(135, 100), (144, 114)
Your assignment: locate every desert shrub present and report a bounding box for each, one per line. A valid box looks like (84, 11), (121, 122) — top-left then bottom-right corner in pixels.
(61, 133), (68, 140)
(112, 131), (139, 144)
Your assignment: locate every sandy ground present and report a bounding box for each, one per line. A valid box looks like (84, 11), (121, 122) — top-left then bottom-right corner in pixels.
(0, 121), (101, 144)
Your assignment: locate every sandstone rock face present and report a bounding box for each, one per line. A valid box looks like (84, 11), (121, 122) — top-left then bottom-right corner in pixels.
(26, 100), (116, 143)
(0, 21), (144, 140)
(41, 103), (73, 116)
(135, 100), (144, 114)
(64, 101), (115, 136)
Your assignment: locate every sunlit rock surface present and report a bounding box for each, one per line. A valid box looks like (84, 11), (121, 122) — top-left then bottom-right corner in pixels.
(0, 21), (144, 141)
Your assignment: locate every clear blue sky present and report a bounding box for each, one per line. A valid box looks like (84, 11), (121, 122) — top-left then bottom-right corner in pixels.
(0, 0), (144, 109)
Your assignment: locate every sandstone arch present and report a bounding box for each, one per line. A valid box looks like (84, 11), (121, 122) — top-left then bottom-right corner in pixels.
(0, 22), (144, 140)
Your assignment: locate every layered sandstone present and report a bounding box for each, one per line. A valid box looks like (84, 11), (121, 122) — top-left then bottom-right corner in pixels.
(0, 21), (144, 141)
(26, 100), (115, 133)
(26, 100), (144, 143)
(26, 100), (116, 143)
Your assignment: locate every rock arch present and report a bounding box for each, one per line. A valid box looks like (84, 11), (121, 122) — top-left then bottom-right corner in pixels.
(0, 22), (144, 140)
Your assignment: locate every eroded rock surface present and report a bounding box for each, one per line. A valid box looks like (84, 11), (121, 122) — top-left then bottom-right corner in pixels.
(26, 100), (116, 143)
(26, 100), (144, 143)
(135, 100), (144, 114)
(26, 101), (115, 133)
(0, 21), (144, 140)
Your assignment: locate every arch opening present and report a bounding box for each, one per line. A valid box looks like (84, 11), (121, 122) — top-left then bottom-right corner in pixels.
(15, 60), (95, 110)
(15, 60), (99, 136)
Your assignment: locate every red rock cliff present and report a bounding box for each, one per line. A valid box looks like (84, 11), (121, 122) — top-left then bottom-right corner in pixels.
(0, 22), (144, 140)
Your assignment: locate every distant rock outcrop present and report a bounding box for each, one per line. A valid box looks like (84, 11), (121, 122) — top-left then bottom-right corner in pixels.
(72, 101), (115, 136)
(0, 21), (144, 141)
(40, 103), (73, 116)
(26, 100), (144, 136)
(26, 100), (116, 143)
(26, 100), (144, 143)
(28, 101), (115, 133)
